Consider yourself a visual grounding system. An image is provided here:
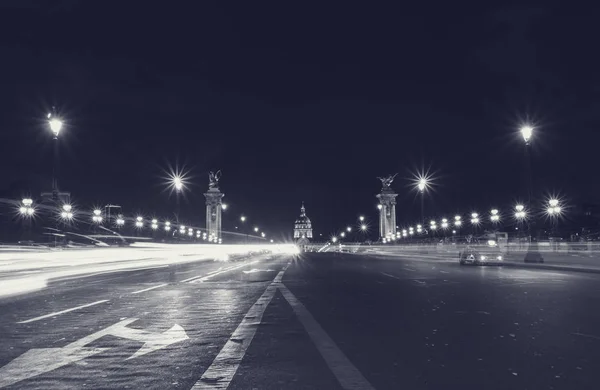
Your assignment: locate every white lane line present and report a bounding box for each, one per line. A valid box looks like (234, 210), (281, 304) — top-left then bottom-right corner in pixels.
(403, 267), (416, 272)
(187, 261), (258, 283)
(440, 270), (450, 274)
(381, 272), (401, 280)
(181, 263), (243, 283)
(131, 283), (169, 294)
(191, 265), (288, 389)
(279, 283), (375, 390)
(17, 300), (109, 324)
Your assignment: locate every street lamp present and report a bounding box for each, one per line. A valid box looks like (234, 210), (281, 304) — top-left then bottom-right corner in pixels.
(346, 226), (352, 232)
(359, 215), (365, 222)
(222, 204), (228, 210)
(547, 198), (561, 215)
(340, 232), (346, 238)
(135, 216), (143, 228)
(454, 215), (462, 227)
(254, 226), (259, 233)
(151, 219), (158, 230)
(20, 198), (35, 216)
(360, 224), (367, 232)
(47, 110), (64, 194)
(60, 204), (74, 221)
(430, 220), (437, 231)
(165, 221), (171, 231)
(521, 125), (533, 145)
(416, 224), (422, 234)
(490, 208), (500, 223)
(417, 177), (428, 223)
(441, 218), (448, 229)
(92, 209), (103, 223)
(377, 204), (383, 210)
(261, 232), (266, 238)
(515, 204), (526, 220)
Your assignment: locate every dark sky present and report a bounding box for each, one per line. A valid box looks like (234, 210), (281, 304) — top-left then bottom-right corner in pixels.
(1, 1), (599, 238)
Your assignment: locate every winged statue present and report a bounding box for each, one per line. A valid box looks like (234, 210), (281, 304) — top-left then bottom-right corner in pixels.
(377, 173), (398, 189)
(208, 170), (222, 189)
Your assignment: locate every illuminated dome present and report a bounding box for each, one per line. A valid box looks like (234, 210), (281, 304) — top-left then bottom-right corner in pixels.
(294, 202), (313, 241)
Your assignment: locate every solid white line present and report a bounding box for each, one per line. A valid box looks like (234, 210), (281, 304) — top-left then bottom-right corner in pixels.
(380, 272), (401, 280)
(279, 283), (374, 390)
(17, 300), (109, 324)
(191, 266), (287, 389)
(403, 267), (416, 272)
(131, 283), (169, 294)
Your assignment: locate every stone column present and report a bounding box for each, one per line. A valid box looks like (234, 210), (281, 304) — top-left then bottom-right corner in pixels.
(204, 187), (224, 240)
(376, 189), (398, 240)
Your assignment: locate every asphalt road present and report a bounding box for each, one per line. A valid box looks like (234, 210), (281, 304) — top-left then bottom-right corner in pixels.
(1, 252), (599, 389)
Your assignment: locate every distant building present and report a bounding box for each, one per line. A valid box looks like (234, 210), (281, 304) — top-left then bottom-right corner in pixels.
(293, 202), (313, 245)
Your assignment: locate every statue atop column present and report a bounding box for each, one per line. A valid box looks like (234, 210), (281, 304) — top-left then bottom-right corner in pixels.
(208, 170), (221, 190)
(204, 170), (224, 241)
(377, 173), (397, 191)
(376, 174), (398, 241)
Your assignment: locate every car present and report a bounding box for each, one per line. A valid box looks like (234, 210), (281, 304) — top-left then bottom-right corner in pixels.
(459, 239), (504, 265)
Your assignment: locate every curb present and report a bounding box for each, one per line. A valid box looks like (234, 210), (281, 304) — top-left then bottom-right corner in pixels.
(502, 262), (600, 274)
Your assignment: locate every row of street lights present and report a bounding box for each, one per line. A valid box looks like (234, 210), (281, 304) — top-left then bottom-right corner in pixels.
(385, 198), (563, 242)
(17, 199), (269, 242)
(330, 215), (370, 243)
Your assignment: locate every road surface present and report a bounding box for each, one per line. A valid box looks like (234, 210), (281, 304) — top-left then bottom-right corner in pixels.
(0, 252), (598, 389)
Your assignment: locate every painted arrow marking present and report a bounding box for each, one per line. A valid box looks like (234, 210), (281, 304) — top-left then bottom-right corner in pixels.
(0, 318), (189, 388)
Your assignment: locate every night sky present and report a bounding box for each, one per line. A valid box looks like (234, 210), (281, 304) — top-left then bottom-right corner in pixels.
(1, 1), (599, 239)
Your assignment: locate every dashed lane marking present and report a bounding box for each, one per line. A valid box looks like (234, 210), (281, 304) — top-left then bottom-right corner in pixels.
(131, 283), (169, 294)
(17, 300), (109, 324)
(380, 272), (401, 280)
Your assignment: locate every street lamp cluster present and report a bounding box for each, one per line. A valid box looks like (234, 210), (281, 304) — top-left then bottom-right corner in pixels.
(19, 198), (35, 216)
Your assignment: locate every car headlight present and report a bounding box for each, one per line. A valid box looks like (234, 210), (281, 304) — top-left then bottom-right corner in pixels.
(497, 255), (502, 261)
(480, 255), (487, 261)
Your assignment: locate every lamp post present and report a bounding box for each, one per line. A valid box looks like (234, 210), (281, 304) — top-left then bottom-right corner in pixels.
(547, 198), (562, 239)
(490, 208), (500, 224)
(240, 215), (247, 244)
(470, 212), (479, 235)
(173, 176), (183, 223)
(60, 204), (74, 222)
(47, 108), (63, 198)
(417, 178), (428, 224)
(20, 198), (35, 241)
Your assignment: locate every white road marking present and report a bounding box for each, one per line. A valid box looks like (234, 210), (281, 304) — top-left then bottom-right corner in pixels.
(403, 267), (416, 272)
(571, 332), (600, 341)
(440, 270), (450, 274)
(0, 318), (188, 388)
(191, 265), (287, 389)
(131, 283), (169, 294)
(187, 261), (258, 283)
(279, 283), (375, 390)
(16, 300), (109, 324)
(380, 272), (401, 279)
(181, 262), (249, 283)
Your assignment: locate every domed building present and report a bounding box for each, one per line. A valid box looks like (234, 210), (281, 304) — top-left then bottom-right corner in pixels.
(293, 202), (313, 245)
